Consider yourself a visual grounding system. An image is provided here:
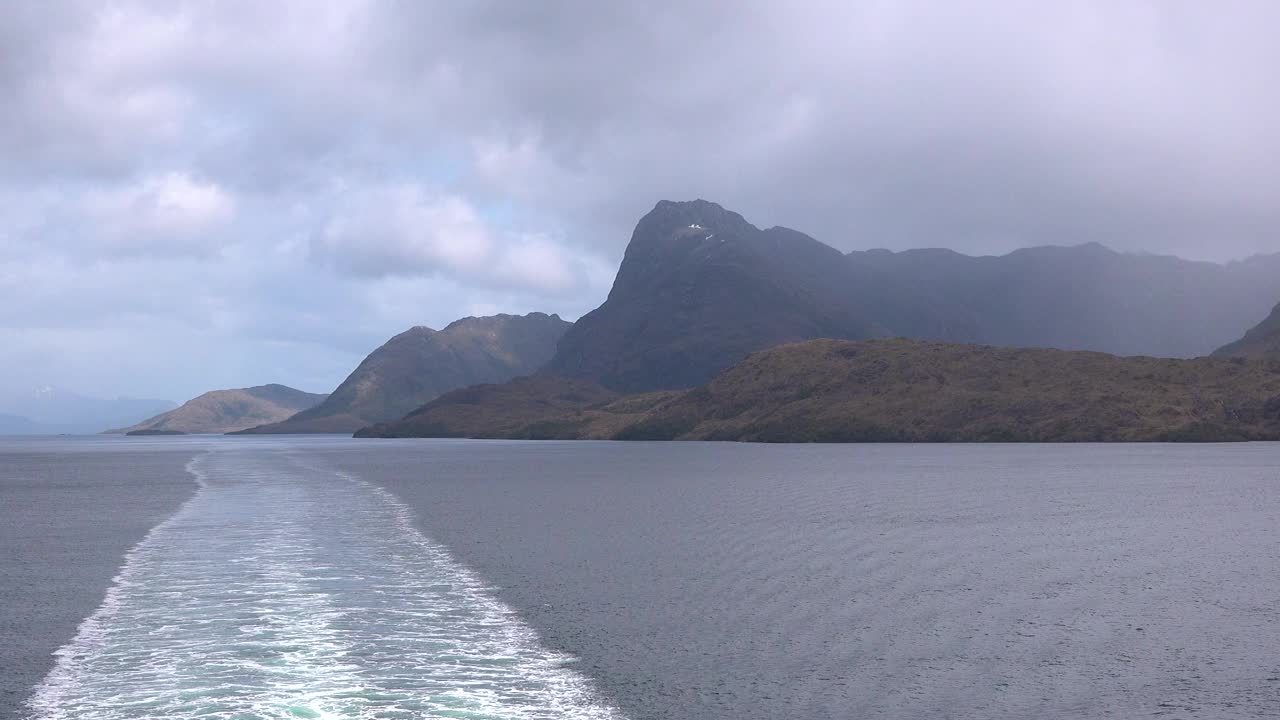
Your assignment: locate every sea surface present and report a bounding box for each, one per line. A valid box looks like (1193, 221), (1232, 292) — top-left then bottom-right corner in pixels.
(3, 437), (1280, 719)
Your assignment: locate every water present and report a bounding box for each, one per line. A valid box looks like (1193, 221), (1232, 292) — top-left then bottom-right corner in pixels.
(25, 445), (620, 720)
(6, 438), (1280, 719)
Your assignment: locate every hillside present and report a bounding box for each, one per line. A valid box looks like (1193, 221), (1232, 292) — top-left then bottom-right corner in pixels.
(1214, 302), (1280, 357)
(543, 200), (1280, 393)
(107, 384), (327, 434)
(355, 376), (684, 440)
(364, 339), (1280, 443)
(238, 312), (571, 434)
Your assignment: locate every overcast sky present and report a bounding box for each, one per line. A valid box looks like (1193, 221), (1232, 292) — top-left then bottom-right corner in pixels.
(2, 1), (1278, 401)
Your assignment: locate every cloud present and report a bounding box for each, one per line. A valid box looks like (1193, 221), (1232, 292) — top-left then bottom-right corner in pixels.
(81, 173), (237, 256)
(1, 0), (1279, 400)
(310, 183), (603, 295)
(311, 187), (496, 278)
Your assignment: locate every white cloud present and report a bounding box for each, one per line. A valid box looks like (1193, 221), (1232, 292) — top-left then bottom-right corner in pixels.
(311, 186), (495, 276)
(81, 172), (237, 256)
(493, 234), (586, 294)
(310, 183), (603, 296)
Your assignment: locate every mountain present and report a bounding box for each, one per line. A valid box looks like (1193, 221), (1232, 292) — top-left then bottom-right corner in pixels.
(107, 384), (328, 435)
(361, 338), (1280, 443)
(845, 244), (1280, 359)
(1214, 302), (1280, 357)
(0, 386), (175, 435)
(0, 413), (43, 435)
(544, 200), (1280, 393)
(545, 200), (892, 392)
(238, 312), (572, 434)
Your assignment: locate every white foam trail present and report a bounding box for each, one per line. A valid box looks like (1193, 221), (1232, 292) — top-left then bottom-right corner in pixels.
(28, 447), (623, 720)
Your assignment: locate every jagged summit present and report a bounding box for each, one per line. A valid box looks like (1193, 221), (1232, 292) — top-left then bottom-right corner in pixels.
(443, 312), (563, 332)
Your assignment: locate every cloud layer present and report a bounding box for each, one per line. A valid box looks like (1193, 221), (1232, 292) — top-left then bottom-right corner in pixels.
(2, 1), (1278, 400)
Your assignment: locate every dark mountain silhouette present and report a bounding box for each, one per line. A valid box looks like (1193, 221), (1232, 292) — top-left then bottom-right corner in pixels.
(238, 312), (571, 434)
(545, 200), (895, 392)
(544, 200), (1280, 393)
(1214, 302), (1280, 357)
(107, 384), (327, 434)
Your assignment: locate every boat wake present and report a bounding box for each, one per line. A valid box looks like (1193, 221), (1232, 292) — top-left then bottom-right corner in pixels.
(28, 446), (622, 720)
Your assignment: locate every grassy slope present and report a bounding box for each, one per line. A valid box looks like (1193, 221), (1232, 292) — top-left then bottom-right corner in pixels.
(630, 339), (1280, 442)
(362, 339), (1280, 442)
(356, 376), (687, 439)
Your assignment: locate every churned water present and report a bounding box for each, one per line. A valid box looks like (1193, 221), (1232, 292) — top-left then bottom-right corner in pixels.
(25, 446), (620, 720)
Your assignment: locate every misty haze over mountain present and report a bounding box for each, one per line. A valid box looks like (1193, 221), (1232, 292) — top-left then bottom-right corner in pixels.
(0, 386), (174, 435)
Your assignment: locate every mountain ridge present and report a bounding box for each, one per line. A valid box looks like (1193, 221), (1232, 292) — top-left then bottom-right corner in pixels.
(237, 311), (572, 434)
(543, 200), (1280, 393)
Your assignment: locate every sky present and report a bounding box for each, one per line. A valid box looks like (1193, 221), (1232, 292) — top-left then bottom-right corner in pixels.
(2, 1), (1278, 402)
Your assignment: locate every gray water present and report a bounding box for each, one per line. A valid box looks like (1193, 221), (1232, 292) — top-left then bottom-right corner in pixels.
(5, 438), (1280, 718)
(0, 440), (196, 720)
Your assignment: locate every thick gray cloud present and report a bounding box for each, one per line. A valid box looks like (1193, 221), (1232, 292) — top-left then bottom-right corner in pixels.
(1, 1), (1277, 401)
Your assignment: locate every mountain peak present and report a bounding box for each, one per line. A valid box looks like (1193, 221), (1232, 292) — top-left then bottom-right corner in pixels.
(638, 199), (756, 239)
(546, 200), (882, 391)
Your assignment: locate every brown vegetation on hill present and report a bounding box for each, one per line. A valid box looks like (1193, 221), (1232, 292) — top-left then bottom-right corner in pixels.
(361, 339), (1280, 443)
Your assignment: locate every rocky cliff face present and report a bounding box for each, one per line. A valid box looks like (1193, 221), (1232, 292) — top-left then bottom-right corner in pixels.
(238, 312), (571, 433)
(545, 200), (889, 392)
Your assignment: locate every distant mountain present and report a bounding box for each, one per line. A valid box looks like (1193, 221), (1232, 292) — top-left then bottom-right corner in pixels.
(844, 244), (1280, 359)
(362, 338), (1280, 443)
(1214, 302), (1280, 357)
(107, 384), (328, 435)
(0, 386), (175, 435)
(0, 412), (43, 435)
(238, 312), (572, 434)
(545, 200), (1280, 393)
